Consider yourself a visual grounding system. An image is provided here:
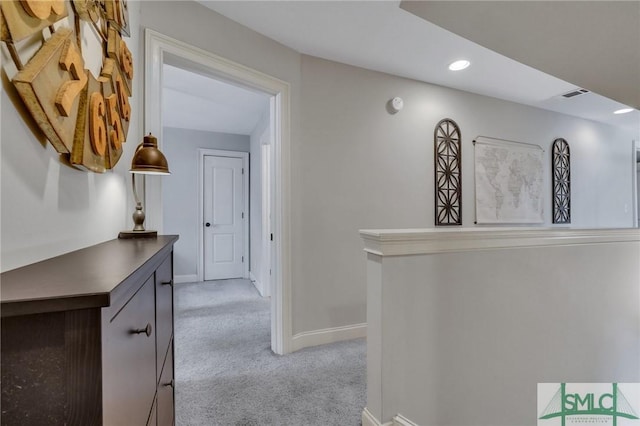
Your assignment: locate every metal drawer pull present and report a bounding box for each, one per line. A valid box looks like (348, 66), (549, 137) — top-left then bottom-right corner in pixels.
(132, 323), (152, 337)
(161, 279), (173, 287)
(163, 380), (174, 388)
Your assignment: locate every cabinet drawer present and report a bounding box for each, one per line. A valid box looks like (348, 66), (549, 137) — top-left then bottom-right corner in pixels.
(155, 254), (173, 381)
(157, 341), (174, 426)
(103, 275), (157, 426)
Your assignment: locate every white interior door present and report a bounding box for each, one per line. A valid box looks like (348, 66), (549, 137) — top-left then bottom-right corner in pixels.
(204, 155), (245, 280)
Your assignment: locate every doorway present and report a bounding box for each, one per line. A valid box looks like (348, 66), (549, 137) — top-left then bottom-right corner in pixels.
(145, 29), (292, 354)
(201, 151), (249, 281)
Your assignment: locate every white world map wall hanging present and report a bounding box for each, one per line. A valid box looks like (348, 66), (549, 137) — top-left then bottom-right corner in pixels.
(473, 136), (544, 224)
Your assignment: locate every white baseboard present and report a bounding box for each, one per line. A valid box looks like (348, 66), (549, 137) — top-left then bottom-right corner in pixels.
(361, 408), (418, 426)
(249, 271), (258, 289)
(174, 274), (198, 284)
(393, 414), (418, 426)
(249, 272), (268, 297)
(362, 408), (392, 426)
(291, 322), (366, 352)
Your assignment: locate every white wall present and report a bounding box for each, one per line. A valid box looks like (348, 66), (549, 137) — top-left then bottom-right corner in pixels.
(295, 54), (639, 335)
(161, 127), (249, 280)
(1, 3), (143, 272)
(249, 111), (270, 296)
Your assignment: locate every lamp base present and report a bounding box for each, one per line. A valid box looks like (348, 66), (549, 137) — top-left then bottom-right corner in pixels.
(118, 230), (158, 239)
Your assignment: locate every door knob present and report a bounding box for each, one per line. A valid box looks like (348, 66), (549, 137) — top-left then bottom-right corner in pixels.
(205, 222), (211, 227)
(132, 323), (152, 337)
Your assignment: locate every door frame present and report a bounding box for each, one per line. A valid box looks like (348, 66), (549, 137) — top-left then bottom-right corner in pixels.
(199, 150), (249, 281)
(633, 139), (639, 228)
(145, 29), (293, 355)
(261, 139), (272, 297)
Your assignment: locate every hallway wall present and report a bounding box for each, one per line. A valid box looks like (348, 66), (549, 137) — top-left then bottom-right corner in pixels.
(295, 55), (638, 334)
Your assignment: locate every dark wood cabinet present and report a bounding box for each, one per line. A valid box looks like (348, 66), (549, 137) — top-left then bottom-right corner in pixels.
(155, 256), (174, 383)
(1, 236), (178, 426)
(148, 398), (158, 426)
(103, 274), (158, 426)
(157, 343), (175, 426)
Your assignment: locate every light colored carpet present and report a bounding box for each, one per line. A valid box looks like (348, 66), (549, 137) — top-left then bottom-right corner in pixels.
(174, 279), (366, 426)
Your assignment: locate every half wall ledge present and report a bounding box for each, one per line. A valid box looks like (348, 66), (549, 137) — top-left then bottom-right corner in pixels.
(359, 227), (640, 257)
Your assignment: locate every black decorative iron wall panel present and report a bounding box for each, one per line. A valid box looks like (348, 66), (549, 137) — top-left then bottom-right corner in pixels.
(434, 118), (462, 225)
(552, 138), (571, 224)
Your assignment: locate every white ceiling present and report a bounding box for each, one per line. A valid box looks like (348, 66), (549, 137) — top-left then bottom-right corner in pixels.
(196, 0), (639, 133)
(162, 64), (270, 135)
(400, 1), (640, 111)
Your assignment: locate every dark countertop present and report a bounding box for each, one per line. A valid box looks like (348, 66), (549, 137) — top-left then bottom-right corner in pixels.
(1, 235), (179, 317)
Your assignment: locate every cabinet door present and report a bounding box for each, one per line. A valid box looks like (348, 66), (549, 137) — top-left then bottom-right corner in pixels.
(103, 275), (157, 426)
(157, 341), (174, 426)
(155, 254), (174, 382)
(147, 397), (157, 426)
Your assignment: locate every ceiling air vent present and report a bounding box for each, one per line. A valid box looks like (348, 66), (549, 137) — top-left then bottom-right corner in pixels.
(561, 89), (589, 98)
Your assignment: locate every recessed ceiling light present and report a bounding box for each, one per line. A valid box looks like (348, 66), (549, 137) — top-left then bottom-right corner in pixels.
(449, 60), (470, 71)
(613, 108), (634, 114)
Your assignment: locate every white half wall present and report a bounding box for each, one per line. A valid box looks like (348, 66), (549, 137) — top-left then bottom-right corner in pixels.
(362, 227), (640, 425)
(162, 127), (249, 279)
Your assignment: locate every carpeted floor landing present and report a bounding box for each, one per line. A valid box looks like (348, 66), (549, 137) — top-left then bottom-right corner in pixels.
(174, 279), (366, 425)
